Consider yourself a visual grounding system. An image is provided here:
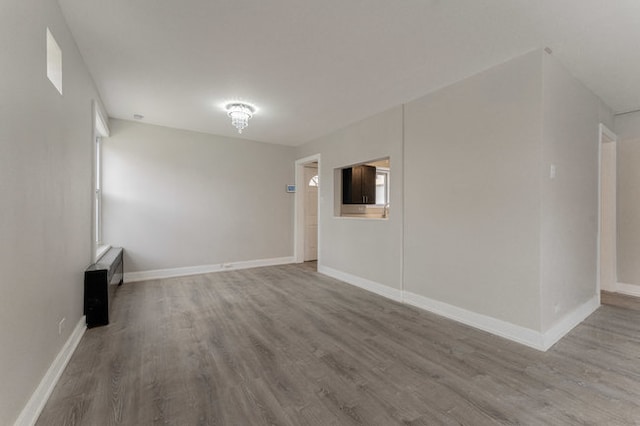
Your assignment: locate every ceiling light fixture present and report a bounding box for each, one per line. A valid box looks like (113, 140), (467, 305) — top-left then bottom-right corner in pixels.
(224, 102), (256, 134)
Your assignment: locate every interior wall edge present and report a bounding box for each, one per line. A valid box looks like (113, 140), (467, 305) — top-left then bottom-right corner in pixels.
(540, 295), (599, 350)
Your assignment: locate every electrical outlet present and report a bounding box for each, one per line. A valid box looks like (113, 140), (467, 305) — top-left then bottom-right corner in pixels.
(58, 317), (65, 335)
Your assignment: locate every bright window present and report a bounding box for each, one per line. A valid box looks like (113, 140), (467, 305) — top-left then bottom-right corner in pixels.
(95, 137), (102, 245)
(309, 175), (319, 187)
(93, 103), (110, 259)
(375, 170), (389, 205)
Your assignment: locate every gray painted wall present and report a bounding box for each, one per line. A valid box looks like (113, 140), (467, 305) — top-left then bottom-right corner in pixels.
(404, 51), (543, 330)
(1, 11), (616, 419)
(539, 53), (611, 331)
(297, 50), (611, 337)
(0, 0), (102, 424)
(102, 119), (295, 273)
(296, 107), (404, 290)
(614, 111), (640, 288)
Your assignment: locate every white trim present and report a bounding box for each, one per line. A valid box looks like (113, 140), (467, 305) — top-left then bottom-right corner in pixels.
(596, 125), (602, 301)
(14, 317), (86, 426)
(405, 291), (598, 352)
(318, 265), (403, 302)
(403, 290), (545, 350)
(91, 100), (109, 262)
(596, 123), (618, 302)
(405, 292), (599, 351)
(294, 154), (321, 264)
(400, 105), (405, 302)
(124, 256), (295, 283)
(318, 266), (599, 352)
(616, 282), (640, 298)
(541, 296), (599, 350)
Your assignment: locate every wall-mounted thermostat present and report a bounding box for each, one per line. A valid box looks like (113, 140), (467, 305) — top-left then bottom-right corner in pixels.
(286, 185), (296, 193)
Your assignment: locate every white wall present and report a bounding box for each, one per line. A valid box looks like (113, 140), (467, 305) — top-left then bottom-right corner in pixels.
(296, 107), (403, 292)
(102, 119), (295, 273)
(540, 54), (600, 331)
(404, 51), (543, 330)
(296, 50), (611, 348)
(0, 0), (102, 424)
(539, 53), (611, 331)
(614, 111), (640, 289)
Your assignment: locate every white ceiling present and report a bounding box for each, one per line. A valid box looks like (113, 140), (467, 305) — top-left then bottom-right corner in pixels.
(58, 0), (640, 146)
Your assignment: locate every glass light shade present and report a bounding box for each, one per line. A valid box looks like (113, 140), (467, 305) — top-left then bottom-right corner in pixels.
(225, 102), (255, 134)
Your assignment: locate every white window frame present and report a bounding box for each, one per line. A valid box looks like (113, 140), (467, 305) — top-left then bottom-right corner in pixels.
(95, 136), (102, 246)
(93, 101), (110, 260)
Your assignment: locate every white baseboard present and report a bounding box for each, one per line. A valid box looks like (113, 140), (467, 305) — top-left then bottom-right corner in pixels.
(124, 256), (295, 283)
(402, 290), (545, 350)
(318, 265), (403, 302)
(318, 266), (600, 352)
(541, 295), (599, 350)
(14, 316), (86, 426)
(404, 292), (599, 352)
(616, 282), (640, 298)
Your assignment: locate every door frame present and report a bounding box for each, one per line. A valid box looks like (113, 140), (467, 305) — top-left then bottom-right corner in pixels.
(294, 154), (321, 264)
(596, 123), (617, 302)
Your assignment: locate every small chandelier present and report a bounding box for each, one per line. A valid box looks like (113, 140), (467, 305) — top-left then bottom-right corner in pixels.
(224, 102), (256, 134)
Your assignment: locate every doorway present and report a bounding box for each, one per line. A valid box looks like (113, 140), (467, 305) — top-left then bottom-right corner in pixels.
(294, 154), (321, 268)
(598, 123), (617, 296)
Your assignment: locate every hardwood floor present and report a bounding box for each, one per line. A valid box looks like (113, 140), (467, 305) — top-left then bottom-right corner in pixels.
(37, 263), (640, 425)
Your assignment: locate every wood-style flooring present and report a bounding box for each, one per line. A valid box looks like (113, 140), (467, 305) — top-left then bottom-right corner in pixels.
(37, 263), (640, 425)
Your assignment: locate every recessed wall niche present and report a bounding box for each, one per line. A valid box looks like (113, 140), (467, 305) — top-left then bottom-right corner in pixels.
(46, 28), (62, 94)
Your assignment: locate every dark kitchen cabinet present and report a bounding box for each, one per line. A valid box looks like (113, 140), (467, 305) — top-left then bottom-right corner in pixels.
(342, 165), (376, 204)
